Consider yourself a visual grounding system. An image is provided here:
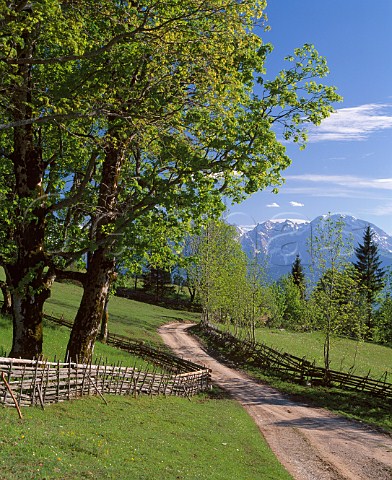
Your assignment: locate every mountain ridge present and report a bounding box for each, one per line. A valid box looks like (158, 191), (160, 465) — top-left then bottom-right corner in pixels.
(238, 214), (392, 280)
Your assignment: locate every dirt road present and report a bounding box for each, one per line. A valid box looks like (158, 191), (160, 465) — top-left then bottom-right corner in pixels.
(158, 323), (392, 480)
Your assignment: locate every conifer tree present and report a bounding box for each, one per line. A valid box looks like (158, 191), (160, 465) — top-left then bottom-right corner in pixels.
(142, 265), (173, 301)
(291, 254), (305, 298)
(353, 226), (385, 332)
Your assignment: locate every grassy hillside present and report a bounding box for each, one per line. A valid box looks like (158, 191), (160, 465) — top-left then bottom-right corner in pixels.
(0, 279), (199, 359)
(216, 323), (391, 381)
(47, 281), (199, 345)
(256, 328), (391, 381)
(0, 392), (292, 479)
(0, 282), (292, 480)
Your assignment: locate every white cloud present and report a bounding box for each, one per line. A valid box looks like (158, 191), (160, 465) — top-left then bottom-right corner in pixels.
(285, 174), (392, 190)
(308, 103), (392, 142)
(367, 203), (392, 216)
(267, 202), (280, 208)
(289, 201), (304, 207)
(281, 186), (392, 201)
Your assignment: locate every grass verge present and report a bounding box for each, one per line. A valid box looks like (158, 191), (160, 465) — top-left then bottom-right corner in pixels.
(255, 328), (391, 381)
(193, 326), (392, 433)
(0, 393), (292, 480)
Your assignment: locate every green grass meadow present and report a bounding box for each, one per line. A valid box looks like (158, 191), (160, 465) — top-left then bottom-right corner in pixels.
(0, 394), (292, 480)
(216, 322), (391, 381)
(47, 281), (199, 345)
(256, 328), (391, 380)
(0, 282), (292, 479)
(1, 278), (391, 479)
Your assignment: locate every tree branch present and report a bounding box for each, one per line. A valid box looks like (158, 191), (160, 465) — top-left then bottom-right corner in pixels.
(54, 268), (87, 286)
(48, 151), (99, 213)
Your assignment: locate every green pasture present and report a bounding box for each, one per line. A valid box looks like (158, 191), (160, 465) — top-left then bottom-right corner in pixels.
(217, 323), (391, 381)
(256, 328), (391, 380)
(0, 282), (292, 479)
(0, 394), (291, 480)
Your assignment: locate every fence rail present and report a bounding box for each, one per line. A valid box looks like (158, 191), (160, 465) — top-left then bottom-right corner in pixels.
(44, 313), (205, 374)
(0, 356), (210, 410)
(200, 324), (392, 400)
(0, 313), (210, 409)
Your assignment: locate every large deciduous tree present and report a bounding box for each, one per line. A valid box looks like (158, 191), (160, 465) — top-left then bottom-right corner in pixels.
(0, 1), (341, 360)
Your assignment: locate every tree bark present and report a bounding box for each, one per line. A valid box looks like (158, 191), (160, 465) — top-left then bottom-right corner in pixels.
(66, 248), (115, 362)
(98, 294), (110, 343)
(7, 32), (51, 359)
(0, 282), (12, 315)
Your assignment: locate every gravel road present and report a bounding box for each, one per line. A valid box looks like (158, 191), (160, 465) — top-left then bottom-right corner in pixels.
(159, 322), (392, 480)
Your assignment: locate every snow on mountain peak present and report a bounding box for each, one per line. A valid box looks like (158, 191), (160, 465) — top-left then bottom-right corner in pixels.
(239, 214), (392, 280)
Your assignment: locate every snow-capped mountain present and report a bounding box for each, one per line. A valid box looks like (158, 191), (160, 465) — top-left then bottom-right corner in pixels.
(238, 215), (392, 280)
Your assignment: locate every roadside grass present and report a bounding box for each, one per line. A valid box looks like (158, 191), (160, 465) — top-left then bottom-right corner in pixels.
(0, 391), (292, 480)
(256, 328), (391, 381)
(247, 368), (392, 432)
(195, 327), (392, 432)
(217, 324), (391, 380)
(0, 286), (292, 479)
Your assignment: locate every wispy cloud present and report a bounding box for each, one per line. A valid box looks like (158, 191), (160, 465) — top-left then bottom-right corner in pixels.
(285, 174), (392, 190)
(366, 203), (392, 217)
(267, 202), (280, 208)
(289, 201), (305, 207)
(308, 104), (392, 142)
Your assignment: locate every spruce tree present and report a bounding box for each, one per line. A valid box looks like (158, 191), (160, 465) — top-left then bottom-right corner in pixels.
(291, 254), (305, 298)
(354, 226), (385, 332)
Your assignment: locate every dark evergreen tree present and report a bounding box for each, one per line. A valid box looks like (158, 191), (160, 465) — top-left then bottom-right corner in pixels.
(353, 225), (385, 332)
(291, 254), (305, 298)
(142, 265), (173, 301)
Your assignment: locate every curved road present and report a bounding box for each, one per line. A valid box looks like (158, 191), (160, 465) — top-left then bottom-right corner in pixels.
(159, 323), (392, 480)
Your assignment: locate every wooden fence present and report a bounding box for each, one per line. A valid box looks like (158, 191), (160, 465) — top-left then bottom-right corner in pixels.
(0, 356), (210, 410)
(0, 314), (210, 410)
(44, 313), (206, 375)
(199, 324), (392, 400)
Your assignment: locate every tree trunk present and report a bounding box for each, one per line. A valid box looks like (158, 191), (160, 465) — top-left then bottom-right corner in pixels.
(0, 282), (12, 315)
(9, 288), (50, 358)
(98, 293), (110, 343)
(66, 248), (115, 362)
(66, 126), (123, 362)
(188, 286), (196, 303)
(7, 33), (51, 359)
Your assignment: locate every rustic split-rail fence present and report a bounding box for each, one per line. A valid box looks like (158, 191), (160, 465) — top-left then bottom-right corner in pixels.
(0, 314), (210, 412)
(199, 323), (392, 401)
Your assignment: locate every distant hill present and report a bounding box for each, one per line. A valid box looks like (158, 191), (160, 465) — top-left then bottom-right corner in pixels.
(238, 215), (392, 281)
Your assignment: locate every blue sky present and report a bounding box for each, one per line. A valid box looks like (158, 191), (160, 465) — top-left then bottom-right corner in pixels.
(227, 0), (392, 234)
